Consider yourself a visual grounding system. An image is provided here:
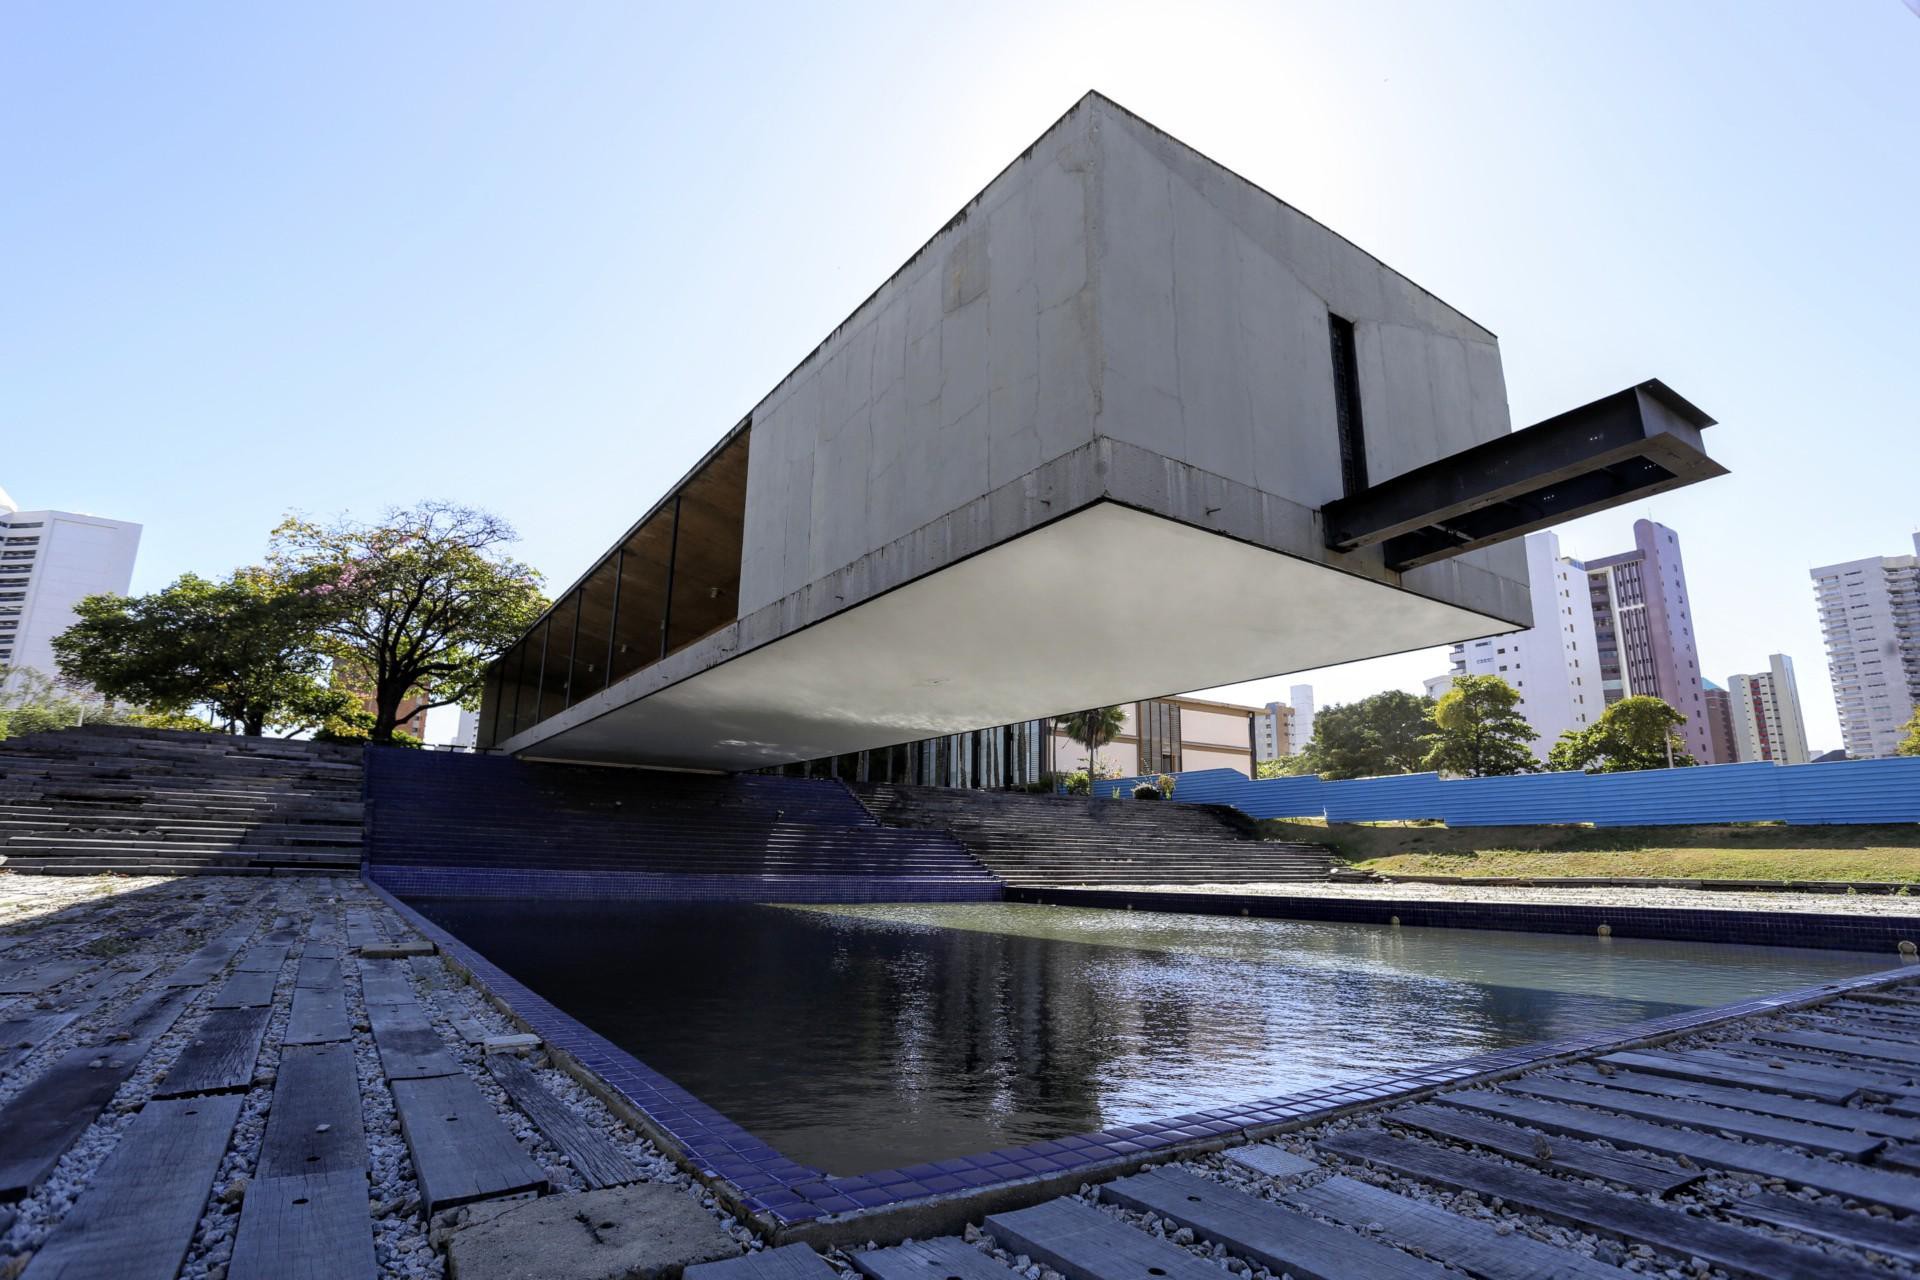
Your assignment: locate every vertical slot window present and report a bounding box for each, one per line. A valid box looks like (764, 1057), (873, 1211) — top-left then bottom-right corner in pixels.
(1328, 313), (1368, 496)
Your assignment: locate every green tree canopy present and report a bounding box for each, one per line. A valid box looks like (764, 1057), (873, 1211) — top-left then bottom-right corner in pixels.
(1546, 695), (1698, 773)
(1056, 706), (1127, 778)
(1421, 674), (1538, 777)
(270, 502), (546, 743)
(51, 570), (344, 736)
(1897, 707), (1920, 757)
(1295, 689), (1434, 780)
(0, 667), (213, 740)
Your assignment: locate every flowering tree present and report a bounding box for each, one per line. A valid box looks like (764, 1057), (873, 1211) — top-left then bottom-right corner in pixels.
(271, 502), (546, 744)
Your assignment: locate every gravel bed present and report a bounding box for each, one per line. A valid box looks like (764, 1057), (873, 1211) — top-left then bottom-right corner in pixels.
(1097, 879), (1920, 917)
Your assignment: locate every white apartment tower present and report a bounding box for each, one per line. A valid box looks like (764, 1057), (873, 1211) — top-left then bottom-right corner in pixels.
(0, 485), (143, 692)
(1446, 530), (1603, 759)
(1287, 685), (1315, 753)
(1727, 654), (1811, 765)
(1811, 535), (1920, 759)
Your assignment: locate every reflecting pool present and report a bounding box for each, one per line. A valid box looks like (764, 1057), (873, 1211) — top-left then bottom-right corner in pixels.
(411, 899), (1893, 1174)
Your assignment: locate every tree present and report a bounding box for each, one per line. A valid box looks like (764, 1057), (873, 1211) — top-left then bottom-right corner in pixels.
(1056, 706), (1127, 781)
(53, 570), (343, 736)
(270, 502), (547, 744)
(1546, 695), (1698, 773)
(1897, 707), (1920, 757)
(1421, 675), (1538, 777)
(1293, 690), (1434, 780)
(0, 667), (212, 740)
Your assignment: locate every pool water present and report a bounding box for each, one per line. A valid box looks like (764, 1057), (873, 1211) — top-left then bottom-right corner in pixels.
(413, 899), (1892, 1175)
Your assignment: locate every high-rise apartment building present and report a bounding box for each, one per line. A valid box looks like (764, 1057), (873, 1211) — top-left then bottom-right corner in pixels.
(1252, 701), (1295, 762)
(1446, 530), (1603, 759)
(1702, 682), (1738, 766)
(0, 486), (142, 692)
(1288, 685), (1315, 754)
(1727, 654), (1811, 765)
(1811, 535), (1920, 759)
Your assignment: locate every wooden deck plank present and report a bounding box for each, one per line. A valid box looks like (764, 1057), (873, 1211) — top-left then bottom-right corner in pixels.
(1286, 1173), (1633, 1280)
(487, 1053), (638, 1189)
(1559, 1064), (1920, 1141)
(284, 981), (353, 1046)
(155, 1005), (272, 1097)
(389, 1071), (548, 1212)
(687, 1243), (839, 1280)
(357, 958), (416, 1007)
(161, 928), (254, 986)
(1504, 1075), (1886, 1158)
(295, 952), (341, 991)
(1440, 1089), (1920, 1214)
(852, 1237), (1021, 1280)
(0, 958), (93, 996)
(1799, 1013), (1920, 1044)
(209, 967), (278, 1009)
(19, 1093), (242, 1280)
(235, 943), (291, 973)
(365, 1002), (461, 1080)
(1101, 1165), (1448, 1280)
(227, 1168), (379, 1280)
(1712, 1042), (1919, 1089)
(986, 1197), (1222, 1280)
(0, 1010), (81, 1076)
(1385, 1103), (1701, 1195)
(256, 1042), (368, 1179)
(1749, 1027), (1920, 1069)
(1729, 1189), (1920, 1265)
(1319, 1128), (1834, 1280)
(1222, 1144), (1319, 1180)
(1595, 1050), (1861, 1103)
(0, 988), (191, 1200)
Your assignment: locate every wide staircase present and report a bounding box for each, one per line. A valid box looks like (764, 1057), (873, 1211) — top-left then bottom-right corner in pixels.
(364, 749), (1002, 902)
(852, 783), (1333, 887)
(0, 725), (365, 876)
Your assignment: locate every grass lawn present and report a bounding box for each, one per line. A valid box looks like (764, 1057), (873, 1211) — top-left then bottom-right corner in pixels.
(1261, 820), (1920, 883)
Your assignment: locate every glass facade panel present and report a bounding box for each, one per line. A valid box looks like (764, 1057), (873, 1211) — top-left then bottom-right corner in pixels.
(570, 556), (620, 707)
(539, 604), (573, 722)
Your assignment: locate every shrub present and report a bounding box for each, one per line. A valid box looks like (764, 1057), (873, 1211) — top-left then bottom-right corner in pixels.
(1133, 782), (1162, 800)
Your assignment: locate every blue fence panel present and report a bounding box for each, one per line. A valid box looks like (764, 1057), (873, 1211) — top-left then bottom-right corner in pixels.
(1087, 755), (1920, 827)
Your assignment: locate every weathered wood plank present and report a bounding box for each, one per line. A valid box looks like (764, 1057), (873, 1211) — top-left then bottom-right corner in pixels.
(0, 1010), (81, 1076)
(852, 1237), (1020, 1280)
(1440, 1089), (1920, 1214)
(0, 958), (93, 995)
(1713, 1042), (1918, 1089)
(687, 1243), (839, 1280)
(1102, 1165), (1447, 1280)
(155, 1005), (272, 1098)
(1320, 1128), (1834, 1280)
(1223, 1144), (1318, 1180)
(1596, 1050), (1861, 1103)
(210, 967), (278, 1009)
(1750, 1027), (1920, 1068)
(987, 1198), (1221, 1280)
(1286, 1173), (1633, 1280)
(1729, 1189), (1920, 1264)
(365, 1002), (461, 1080)
(235, 943), (291, 973)
(488, 1053), (637, 1189)
(284, 982), (352, 1046)
(0, 988), (191, 1199)
(1385, 1103), (1701, 1195)
(161, 928), (254, 986)
(1560, 1064), (1920, 1141)
(19, 1093), (241, 1280)
(256, 1042), (367, 1180)
(295, 952), (341, 991)
(1504, 1075), (1886, 1158)
(1800, 1013), (1920, 1045)
(1877, 1141), (1920, 1174)
(227, 1168), (378, 1280)
(389, 1072), (548, 1212)
(357, 959), (416, 1007)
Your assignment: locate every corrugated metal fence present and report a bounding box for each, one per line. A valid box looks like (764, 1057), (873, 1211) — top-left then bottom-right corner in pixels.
(1089, 756), (1920, 826)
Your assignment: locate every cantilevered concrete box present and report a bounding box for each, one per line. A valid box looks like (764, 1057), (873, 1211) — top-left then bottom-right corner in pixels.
(480, 93), (1718, 769)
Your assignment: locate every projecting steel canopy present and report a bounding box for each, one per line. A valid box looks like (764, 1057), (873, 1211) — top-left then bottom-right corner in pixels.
(1321, 379), (1725, 570)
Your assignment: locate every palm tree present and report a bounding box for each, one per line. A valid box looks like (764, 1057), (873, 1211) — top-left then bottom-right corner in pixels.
(1057, 706), (1127, 784)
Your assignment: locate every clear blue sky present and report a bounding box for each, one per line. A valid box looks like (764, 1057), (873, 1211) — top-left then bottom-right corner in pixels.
(4, 2), (1915, 749)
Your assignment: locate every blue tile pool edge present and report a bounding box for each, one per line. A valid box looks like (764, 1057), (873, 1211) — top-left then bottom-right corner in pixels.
(364, 877), (1920, 1244)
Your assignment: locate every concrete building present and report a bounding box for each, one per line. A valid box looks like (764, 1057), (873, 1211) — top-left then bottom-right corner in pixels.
(1052, 696), (1262, 779)
(1702, 682), (1738, 766)
(0, 485), (142, 692)
(1288, 685), (1315, 753)
(1583, 520), (1712, 764)
(1812, 535), (1920, 758)
(456, 707), (481, 750)
(1252, 701), (1295, 762)
(1726, 653), (1810, 765)
(1444, 530), (1603, 759)
(477, 93), (1723, 769)
(1422, 673), (1457, 701)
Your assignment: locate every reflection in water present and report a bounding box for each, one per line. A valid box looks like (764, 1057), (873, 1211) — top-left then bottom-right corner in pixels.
(412, 900), (1892, 1175)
